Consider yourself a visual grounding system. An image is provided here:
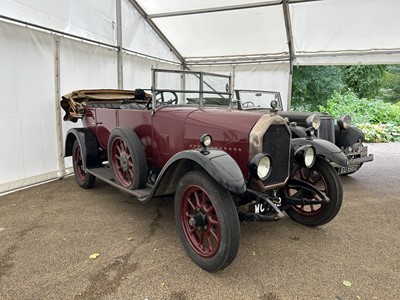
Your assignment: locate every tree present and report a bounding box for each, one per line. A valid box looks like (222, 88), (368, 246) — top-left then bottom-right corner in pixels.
(291, 66), (344, 111)
(380, 65), (400, 104)
(340, 65), (385, 99)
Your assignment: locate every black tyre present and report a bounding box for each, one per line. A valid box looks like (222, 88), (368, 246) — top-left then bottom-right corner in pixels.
(285, 157), (343, 226)
(175, 171), (240, 272)
(72, 140), (95, 189)
(107, 127), (147, 189)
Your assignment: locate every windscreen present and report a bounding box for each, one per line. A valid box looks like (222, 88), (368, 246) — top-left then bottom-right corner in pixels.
(236, 90), (283, 110)
(153, 69), (231, 108)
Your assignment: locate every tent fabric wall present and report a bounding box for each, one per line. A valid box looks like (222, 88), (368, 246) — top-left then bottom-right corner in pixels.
(291, 0), (400, 65)
(121, 0), (180, 64)
(136, 0), (400, 65)
(0, 1), (179, 194)
(0, 22), (59, 193)
(0, 0), (117, 45)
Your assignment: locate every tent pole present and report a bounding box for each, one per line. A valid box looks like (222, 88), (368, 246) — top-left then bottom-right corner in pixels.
(116, 0), (124, 89)
(54, 36), (66, 178)
(282, 0), (295, 111)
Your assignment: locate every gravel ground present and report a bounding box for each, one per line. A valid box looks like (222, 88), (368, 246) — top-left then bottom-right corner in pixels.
(0, 143), (399, 300)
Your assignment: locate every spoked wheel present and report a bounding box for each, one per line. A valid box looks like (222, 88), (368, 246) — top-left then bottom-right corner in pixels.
(284, 157), (343, 226)
(107, 128), (147, 189)
(72, 140), (95, 189)
(175, 171), (240, 272)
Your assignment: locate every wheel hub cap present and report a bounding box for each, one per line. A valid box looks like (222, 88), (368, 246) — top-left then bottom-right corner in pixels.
(119, 154), (128, 171)
(189, 212), (207, 228)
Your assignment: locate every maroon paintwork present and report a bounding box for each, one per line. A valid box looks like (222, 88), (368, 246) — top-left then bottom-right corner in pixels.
(83, 105), (262, 178)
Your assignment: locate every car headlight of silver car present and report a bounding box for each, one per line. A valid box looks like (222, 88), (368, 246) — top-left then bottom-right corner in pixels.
(248, 154), (272, 180)
(337, 114), (351, 130)
(305, 114), (321, 130)
(294, 145), (316, 168)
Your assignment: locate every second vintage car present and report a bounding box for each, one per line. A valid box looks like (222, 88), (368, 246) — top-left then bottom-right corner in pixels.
(233, 89), (373, 175)
(61, 69), (347, 272)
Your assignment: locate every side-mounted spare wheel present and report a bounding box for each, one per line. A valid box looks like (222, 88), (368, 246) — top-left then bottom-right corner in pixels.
(72, 140), (96, 189)
(174, 170), (240, 272)
(107, 127), (147, 189)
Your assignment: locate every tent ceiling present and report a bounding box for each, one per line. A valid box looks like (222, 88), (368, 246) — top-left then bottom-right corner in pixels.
(130, 0), (400, 65)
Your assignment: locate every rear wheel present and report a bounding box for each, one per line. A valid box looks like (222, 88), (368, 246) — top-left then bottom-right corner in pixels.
(175, 171), (240, 272)
(72, 140), (95, 189)
(284, 157), (343, 226)
(107, 128), (147, 189)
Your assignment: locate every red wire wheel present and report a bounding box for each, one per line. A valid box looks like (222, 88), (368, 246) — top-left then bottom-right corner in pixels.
(180, 184), (221, 258)
(72, 140), (95, 189)
(107, 128), (147, 190)
(175, 171), (240, 272)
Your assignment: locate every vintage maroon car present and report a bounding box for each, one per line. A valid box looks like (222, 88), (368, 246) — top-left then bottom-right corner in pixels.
(61, 69), (347, 272)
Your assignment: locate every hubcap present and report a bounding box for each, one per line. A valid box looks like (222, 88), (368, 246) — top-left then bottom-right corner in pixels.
(119, 154), (128, 171)
(111, 138), (134, 187)
(189, 211), (207, 228)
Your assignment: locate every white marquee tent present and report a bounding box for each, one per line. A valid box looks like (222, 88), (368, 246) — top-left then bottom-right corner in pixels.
(1, 0), (400, 193)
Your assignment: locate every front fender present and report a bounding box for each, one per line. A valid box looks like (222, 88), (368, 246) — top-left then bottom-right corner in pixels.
(289, 125), (307, 138)
(291, 137), (348, 167)
(151, 149), (246, 198)
(336, 125), (365, 148)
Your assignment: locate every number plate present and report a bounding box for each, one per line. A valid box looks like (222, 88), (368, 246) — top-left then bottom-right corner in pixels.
(338, 164), (360, 175)
(248, 203), (269, 214)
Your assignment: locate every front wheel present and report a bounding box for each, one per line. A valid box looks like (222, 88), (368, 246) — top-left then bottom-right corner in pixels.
(284, 157), (343, 226)
(174, 171), (240, 272)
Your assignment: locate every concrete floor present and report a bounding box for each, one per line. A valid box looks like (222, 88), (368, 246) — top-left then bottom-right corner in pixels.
(0, 143), (399, 300)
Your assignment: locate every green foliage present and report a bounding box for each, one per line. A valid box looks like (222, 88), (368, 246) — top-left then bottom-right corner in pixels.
(356, 123), (400, 143)
(291, 65), (400, 142)
(341, 65), (385, 99)
(319, 91), (400, 125)
(291, 66), (344, 111)
(319, 92), (400, 142)
(380, 65), (400, 104)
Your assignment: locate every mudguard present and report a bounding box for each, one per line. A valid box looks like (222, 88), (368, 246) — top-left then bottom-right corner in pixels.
(336, 125), (365, 148)
(152, 149), (246, 198)
(291, 137), (348, 167)
(65, 128), (102, 169)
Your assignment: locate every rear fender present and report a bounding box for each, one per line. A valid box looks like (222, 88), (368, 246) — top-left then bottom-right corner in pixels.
(291, 137), (348, 167)
(65, 128), (102, 169)
(152, 149), (246, 198)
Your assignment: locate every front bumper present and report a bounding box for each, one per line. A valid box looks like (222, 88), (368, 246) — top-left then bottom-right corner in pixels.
(333, 143), (373, 174)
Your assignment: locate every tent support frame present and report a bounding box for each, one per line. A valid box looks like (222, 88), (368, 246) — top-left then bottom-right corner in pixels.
(282, 0), (295, 110)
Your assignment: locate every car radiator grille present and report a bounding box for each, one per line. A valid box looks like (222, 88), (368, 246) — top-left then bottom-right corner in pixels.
(317, 116), (335, 143)
(262, 124), (290, 187)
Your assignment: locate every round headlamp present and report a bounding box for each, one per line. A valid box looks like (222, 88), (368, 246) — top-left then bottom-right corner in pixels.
(306, 114), (321, 130)
(199, 134), (212, 148)
(294, 145), (316, 168)
(337, 114), (351, 130)
(248, 154), (272, 180)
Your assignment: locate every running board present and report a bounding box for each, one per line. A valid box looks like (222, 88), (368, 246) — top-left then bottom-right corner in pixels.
(86, 167), (152, 201)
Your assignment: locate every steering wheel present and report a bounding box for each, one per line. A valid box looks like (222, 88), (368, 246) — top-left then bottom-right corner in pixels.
(242, 101), (255, 108)
(146, 92), (178, 109)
